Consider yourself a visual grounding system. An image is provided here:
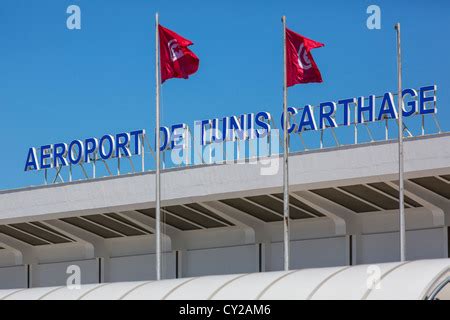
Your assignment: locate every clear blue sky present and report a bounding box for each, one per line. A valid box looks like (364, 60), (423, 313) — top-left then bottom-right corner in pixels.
(1, 0), (449, 190)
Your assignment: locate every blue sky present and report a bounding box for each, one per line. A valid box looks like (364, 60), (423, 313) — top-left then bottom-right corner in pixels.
(1, 0), (449, 190)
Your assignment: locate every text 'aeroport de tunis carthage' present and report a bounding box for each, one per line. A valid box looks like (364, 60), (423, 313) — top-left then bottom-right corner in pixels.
(24, 85), (436, 172)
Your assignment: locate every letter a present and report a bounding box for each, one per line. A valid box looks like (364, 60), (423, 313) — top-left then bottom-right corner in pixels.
(24, 147), (39, 171)
(66, 265), (81, 290)
(366, 5), (381, 30)
(66, 5), (81, 30)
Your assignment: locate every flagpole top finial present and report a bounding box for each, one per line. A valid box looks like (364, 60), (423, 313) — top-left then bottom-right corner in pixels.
(394, 22), (400, 30)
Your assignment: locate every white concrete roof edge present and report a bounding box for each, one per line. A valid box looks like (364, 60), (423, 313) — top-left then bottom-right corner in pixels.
(0, 258), (448, 300)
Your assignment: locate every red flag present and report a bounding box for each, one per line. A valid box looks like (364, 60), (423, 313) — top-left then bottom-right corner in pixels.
(159, 24), (199, 83)
(286, 28), (324, 87)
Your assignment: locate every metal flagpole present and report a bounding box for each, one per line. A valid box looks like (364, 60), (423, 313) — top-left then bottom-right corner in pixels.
(282, 15), (290, 271)
(155, 12), (162, 280)
(395, 22), (406, 262)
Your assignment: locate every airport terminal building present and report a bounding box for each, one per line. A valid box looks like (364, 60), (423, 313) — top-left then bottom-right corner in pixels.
(0, 129), (449, 299)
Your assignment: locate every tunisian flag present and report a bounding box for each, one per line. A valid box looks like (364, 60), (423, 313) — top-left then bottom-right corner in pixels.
(286, 28), (324, 87)
(159, 24), (199, 83)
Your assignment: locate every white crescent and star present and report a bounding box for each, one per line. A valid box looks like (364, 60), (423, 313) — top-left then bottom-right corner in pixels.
(297, 43), (312, 70)
(168, 39), (184, 62)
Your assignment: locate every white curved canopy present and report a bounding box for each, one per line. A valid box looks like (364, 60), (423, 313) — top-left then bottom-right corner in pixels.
(0, 259), (448, 300)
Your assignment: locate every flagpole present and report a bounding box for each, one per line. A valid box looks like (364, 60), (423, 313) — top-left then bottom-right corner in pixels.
(155, 12), (162, 280)
(395, 22), (405, 262)
(282, 15), (290, 271)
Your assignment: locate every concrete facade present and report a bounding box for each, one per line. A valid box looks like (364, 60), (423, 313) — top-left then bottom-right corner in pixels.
(0, 134), (449, 288)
